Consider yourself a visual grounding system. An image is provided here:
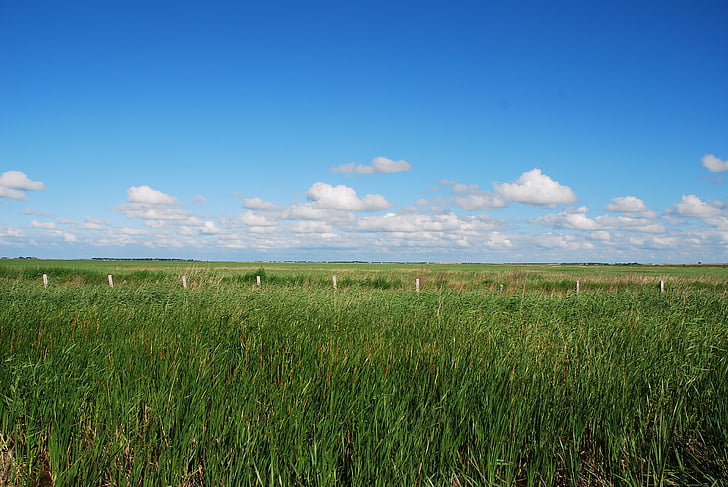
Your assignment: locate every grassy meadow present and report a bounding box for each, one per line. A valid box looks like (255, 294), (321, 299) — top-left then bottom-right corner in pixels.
(0, 260), (727, 486)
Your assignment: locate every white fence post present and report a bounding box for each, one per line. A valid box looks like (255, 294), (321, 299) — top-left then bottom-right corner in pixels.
(108, 274), (114, 288)
(332, 275), (337, 290)
(415, 278), (420, 293)
(576, 280), (580, 294)
(181, 275), (188, 289)
(42, 274), (48, 288)
(499, 284), (503, 294)
(660, 280), (664, 293)
(256, 275), (261, 286)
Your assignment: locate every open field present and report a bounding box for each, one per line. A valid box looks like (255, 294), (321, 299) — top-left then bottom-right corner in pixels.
(1, 260), (727, 485)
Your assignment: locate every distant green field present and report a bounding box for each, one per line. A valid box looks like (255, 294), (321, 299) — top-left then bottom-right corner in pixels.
(1, 260), (727, 485)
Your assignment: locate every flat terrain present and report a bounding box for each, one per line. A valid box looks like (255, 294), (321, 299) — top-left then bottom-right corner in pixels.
(1, 260), (727, 485)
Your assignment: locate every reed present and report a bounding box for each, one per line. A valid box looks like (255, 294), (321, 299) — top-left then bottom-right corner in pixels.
(0, 262), (726, 485)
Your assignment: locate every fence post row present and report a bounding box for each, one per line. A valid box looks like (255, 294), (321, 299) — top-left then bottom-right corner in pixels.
(35, 273), (670, 294)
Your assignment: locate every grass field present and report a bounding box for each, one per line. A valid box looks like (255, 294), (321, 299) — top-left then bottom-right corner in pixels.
(1, 260), (727, 486)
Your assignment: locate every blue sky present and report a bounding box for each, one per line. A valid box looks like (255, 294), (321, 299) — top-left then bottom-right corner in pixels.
(1, 0), (727, 263)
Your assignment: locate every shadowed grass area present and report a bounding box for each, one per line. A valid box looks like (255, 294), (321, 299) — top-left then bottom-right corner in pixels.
(0, 261), (727, 485)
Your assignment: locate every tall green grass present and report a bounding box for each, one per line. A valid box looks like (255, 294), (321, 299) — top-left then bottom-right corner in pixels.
(1, 264), (727, 485)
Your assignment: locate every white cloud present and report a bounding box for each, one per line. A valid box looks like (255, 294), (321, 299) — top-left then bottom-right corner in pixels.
(534, 208), (601, 231)
(31, 220), (56, 229)
(605, 196), (648, 213)
(305, 182), (392, 211)
(118, 227), (148, 235)
(242, 197), (283, 210)
(589, 231), (611, 241)
(192, 195), (208, 204)
(283, 205), (355, 223)
(22, 208), (51, 216)
(332, 156), (412, 174)
(0, 227), (25, 237)
(494, 169), (577, 207)
(595, 215), (665, 233)
(237, 210), (277, 226)
(670, 195), (723, 218)
(0, 171), (46, 199)
(127, 185), (181, 205)
(116, 204), (199, 223)
(0, 187), (27, 200)
(356, 212), (465, 233)
(199, 221), (221, 234)
(446, 181), (507, 210)
(290, 221), (334, 234)
(705, 216), (728, 230)
(701, 154), (728, 173)
(486, 231), (512, 248)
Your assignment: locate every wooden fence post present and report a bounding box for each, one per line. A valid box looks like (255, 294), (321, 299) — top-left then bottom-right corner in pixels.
(332, 275), (337, 290)
(42, 274), (48, 288)
(415, 278), (420, 293)
(181, 275), (188, 289)
(108, 275), (114, 288)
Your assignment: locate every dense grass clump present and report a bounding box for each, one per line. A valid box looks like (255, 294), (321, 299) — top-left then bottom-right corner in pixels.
(1, 262), (727, 485)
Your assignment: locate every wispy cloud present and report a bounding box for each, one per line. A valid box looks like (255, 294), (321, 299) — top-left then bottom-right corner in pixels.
(332, 156), (412, 174)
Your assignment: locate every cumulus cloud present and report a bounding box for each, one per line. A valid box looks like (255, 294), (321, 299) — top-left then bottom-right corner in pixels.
(305, 182), (392, 211)
(534, 208), (601, 231)
(242, 197), (283, 210)
(605, 196), (648, 213)
(670, 195), (723, 218)
(0, 171), (46, 200)
(446, 181), (507, 210)
(494, 169), (577, 207)
(486, 231), (512, 248)
(236, 210), (277, 226)
(199, 221), (221, 234)
(332, 156), (412, 174)
(702, 154), (728, 173)
(127, 185), (181, 205)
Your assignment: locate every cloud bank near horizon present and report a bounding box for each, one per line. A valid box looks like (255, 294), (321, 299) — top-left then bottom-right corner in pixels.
(2, 157), (728, 263)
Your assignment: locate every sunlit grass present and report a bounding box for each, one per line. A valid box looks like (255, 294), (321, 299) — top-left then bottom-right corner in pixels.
(1, 262), (727, 485)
